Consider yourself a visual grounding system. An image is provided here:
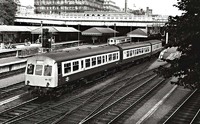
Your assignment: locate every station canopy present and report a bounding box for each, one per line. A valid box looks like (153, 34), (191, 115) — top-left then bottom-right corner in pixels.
(0, 25), (32, 32)
(127, 28), (148, 38)
(82, 27), (118, 36)
(31, 26), (80, 34)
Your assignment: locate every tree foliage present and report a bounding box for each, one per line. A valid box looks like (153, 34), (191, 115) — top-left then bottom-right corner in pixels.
(0, 0), (17, 25)
(158, 0), (200, 89)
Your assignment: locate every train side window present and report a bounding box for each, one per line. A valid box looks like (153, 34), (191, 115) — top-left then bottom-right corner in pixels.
(108, 54), (112, 61)
(127, 51), (130, 57)
(64, 63), (71, 73)
(132, 50), (135, 55)
(113, 53), (116, 60)
(85, 59), (90, 68)
(35, 65), (43, 76)
(116, 53), (119, 59)
(92, 57), (96, 66)
(81, 60), (84, 69)
(97, 56), (101, 64)
(136, 49), (139, 55)
(130, 50), (132, 56)
(73, 61), (79, 71)
(27, 64), (34, 75)
(106, 55), (108, 62)
(44, 65), (52, 76)
(102, 56), (105, 63)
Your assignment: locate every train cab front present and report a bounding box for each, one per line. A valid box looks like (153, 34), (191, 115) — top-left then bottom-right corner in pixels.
(25, 56), (58, 96)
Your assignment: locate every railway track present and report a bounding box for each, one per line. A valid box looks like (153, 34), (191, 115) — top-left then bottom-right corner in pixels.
(163, 89), (200, 124)
(76, 76), (165, 124)
(51, 71), (158, 124)
(0, 97), (39, 124)
(0, 82), (25, 100)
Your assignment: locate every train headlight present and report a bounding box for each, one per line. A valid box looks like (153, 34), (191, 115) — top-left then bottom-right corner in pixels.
(27, 80), (30, 85)
(46, 82), (50, 87)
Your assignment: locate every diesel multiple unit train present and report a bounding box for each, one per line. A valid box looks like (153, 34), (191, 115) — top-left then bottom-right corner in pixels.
(25, 40), (162, 96)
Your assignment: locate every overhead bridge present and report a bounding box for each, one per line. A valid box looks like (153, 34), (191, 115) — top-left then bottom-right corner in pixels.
(15, 13), (168, 27)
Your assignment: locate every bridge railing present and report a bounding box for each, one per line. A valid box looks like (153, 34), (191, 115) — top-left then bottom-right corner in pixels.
(16, 13), (168, 23)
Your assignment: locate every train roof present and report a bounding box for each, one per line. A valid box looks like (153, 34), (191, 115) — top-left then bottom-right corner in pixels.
(108, 36), (129, 40)
(148, 39), (162, 44)
(118, 40), (161, 50)
(37, 45), (119, 63)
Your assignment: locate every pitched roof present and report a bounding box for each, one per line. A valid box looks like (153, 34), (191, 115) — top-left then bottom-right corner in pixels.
(127, 28), (148, 38)
(31, 26), (80, 34)
(0, 25), (31, 32)
(82, 27), (118, 36)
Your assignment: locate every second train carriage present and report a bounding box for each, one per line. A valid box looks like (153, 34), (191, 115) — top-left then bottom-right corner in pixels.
(25, 40), (163, 95)
(107, 36), (131, 45)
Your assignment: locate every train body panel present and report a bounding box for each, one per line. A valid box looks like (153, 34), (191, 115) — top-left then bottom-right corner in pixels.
(25, 56), (58, 88)
(119, 42), (152, 64)
(58, 51), (120, 86)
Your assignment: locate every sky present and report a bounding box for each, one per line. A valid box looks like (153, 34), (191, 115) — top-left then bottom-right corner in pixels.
(19, 0), (182, 16)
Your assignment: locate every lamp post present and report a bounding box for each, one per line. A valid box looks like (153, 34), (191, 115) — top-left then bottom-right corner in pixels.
(78, 24), (80, 46)
(41, 21), (43, 45)
(114, 23), (116, 38)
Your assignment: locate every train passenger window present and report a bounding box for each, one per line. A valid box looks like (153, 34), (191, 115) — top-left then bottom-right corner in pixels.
(64, 63), (71, 73)
(139, 49), (142, 54)
(85, 59), (90, 68)
(27, 64), (34, 75)
(132, 50), (135, 55)
(92, 58), (96, 66)
(35, 65), (43, 76)
(116, 53), (119, 59)
(102, 56), (105, 63)
(81, 60), (84, 69)
(113, 53), (116, 60)
(108, 54), (112, 61)
(136, 49), (139, 54)
(97, 56), (101, 64)
(130, 50), (133, 56)
(73, 61), (79, 71)
(127, 51), (130, 57)
(44, 65), (52, 76)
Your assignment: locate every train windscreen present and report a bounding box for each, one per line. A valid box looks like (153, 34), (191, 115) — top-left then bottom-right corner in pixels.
(35, 65), (43, 75)
(44, 65), (52, 76)
(27, 64), (34, 75)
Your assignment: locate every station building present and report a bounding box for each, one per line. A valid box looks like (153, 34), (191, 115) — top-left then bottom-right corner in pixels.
(34, 0), (104, 14)
(34, 0), (120, 14)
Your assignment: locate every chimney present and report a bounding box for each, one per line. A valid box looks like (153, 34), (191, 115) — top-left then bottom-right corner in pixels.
(125, 0), (127, 12)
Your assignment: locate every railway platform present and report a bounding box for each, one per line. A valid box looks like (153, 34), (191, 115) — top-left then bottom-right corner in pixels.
(0, 43), (103, 88)
(0, 74), (24, 88)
